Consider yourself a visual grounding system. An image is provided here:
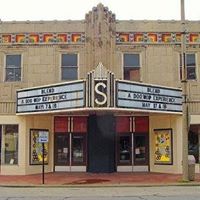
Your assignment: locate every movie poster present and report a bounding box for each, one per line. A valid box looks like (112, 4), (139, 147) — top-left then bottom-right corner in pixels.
(30, 129), (48, 165)
(154, 129), (172, 164)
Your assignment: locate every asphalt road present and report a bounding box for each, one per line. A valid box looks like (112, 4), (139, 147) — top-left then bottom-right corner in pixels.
(0, 186), (200, 200)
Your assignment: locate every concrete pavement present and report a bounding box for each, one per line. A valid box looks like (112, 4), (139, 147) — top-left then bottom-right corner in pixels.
(0, 186), (200, 199)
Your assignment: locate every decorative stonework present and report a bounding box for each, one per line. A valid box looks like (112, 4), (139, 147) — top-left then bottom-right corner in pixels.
(0, 32), (85, 45)
(116, 32), (200, 44)
(1, 31), (200, 45)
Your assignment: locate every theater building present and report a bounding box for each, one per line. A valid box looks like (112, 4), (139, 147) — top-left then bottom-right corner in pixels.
(0, 4), (200, 175)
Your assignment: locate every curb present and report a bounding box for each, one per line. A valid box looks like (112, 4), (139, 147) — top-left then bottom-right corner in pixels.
(1, 182), (200, 188)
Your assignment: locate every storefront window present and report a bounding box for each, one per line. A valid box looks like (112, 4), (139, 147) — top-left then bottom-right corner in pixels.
(188, 131), (199, 163)
(119, 135), (131, 164)
(3, 125), (18, 165)
(30, 129), (48, 165)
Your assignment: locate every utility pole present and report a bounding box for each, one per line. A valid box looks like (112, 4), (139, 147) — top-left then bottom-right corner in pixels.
(181, 0), (189, 181)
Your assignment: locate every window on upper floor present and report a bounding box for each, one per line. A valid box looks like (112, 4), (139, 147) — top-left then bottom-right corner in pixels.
(180, 53), (196, 80)
(123, 53), (140, 81)
(61, 54), (78, 81)
(5, 55), (21, 82)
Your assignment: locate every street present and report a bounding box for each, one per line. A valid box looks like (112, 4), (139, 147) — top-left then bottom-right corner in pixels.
(0, 186), (200, 200)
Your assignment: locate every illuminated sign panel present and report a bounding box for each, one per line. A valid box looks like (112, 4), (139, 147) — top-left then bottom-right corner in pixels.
(116, 81), (182, 113)
(17, 81), (85, 113)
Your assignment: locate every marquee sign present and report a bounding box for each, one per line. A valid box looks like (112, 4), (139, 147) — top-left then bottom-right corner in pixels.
(16, 81), (85, 113)
(16, 64), (182, 115)
(116, 81), (182, 113)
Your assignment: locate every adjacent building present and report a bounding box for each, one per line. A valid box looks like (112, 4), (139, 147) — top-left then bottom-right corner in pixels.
(0, 4), (199, 175)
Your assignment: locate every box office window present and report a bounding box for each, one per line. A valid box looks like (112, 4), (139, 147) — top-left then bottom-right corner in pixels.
(180, 53), (196, 80)
(61, 54), (78, 81)
(123, 53), (140, 81)
(1, 125), (19, 165)
(5, 55), (21, 82)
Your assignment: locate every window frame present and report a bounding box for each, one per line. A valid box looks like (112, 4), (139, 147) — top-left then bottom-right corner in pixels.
(122, 53), (141, 81)
(0, 124), (19, 165)
(60, 53), (79, 81)
(179, 52), (197, 81)
(4, 54), (22, 82)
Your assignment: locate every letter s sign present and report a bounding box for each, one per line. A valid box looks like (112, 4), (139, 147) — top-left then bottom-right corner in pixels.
(94, 82), (107, 106)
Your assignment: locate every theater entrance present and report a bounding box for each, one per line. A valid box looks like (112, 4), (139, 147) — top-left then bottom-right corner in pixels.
(54, 116), (87, 172)
(116, 116), (149, 172)
(54, 115), (149, 172)
(87, 114), (116, 173)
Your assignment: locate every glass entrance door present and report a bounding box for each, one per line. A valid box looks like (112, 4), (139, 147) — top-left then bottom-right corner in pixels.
(134, 134), (149, 166)
(54, 133), (69, 166)
(72, 134), (86, 165)
(117, 133), (149, 171)
(118, 134), (131, 165)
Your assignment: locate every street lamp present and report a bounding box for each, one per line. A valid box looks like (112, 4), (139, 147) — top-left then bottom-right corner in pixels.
(181, 0), (189, 181)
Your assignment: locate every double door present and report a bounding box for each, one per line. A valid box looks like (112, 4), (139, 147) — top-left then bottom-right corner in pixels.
(54, 133), (87, 171)
(117, 133), (149, 171)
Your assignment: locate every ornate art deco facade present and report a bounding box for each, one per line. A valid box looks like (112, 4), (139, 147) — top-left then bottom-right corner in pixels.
(0, 4), (200, 175)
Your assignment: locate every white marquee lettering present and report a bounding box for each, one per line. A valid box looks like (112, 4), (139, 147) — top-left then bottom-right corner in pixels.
(94, 82), (107, 106)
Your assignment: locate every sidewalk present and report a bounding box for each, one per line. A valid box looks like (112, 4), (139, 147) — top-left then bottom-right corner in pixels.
(0, 172), (200, 187)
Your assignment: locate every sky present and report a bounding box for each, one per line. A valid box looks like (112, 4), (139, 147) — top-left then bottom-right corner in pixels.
(0, 0), (199, 21)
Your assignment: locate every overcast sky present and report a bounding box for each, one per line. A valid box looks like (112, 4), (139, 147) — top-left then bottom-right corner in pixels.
(0, 0), (199, 21)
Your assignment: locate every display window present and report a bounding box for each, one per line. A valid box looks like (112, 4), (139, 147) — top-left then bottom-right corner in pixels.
(2, 125), (19, 165)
